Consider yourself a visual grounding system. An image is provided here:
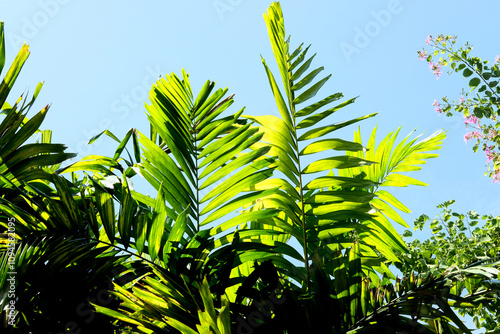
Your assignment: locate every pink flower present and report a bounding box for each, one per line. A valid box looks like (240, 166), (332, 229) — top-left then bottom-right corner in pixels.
(464, 130), (482, 143)
(433, 99), (443, 113)
(417, 50), (427, 61)
(495, 55), (500, 64)
(492, 168), (500, 183)
(429, 61), (443, 79)
(463, 115), (479, 125)
(435, 35), (447, 43)
(485, 146), (496, 163)
(426, 35), (432, 45)
(459, 96), (465, 104)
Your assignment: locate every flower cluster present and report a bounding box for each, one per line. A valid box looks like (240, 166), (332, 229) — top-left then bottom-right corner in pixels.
(425, 34), (457, 46)
(482, 128), (499, 182)
(463, 115), (479, 125)
(492, 171), (500, 183)
(433, 100), (443, 113)
(485, 146), (497, 164)
(417, 50), (427, 61)
(421, 34), (500, 184)
(429, 61), (443, 79)
(464, 131), (482, 143)
(486, 145), (500, 183)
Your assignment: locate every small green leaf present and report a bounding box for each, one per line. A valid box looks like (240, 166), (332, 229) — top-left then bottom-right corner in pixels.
(403, 230), (413, 237)
(463, 68), (473, 77)
(381, 173), (427, 187)
(261, 58), (293, 132)
(112, 128), (134, 161)
(88, 129), (120, 145)
(290, 53), (316, 81)
(376, 190), (410, 213)
(469, 77), (480, 89)
(95, 186), (115, 243)
(298, 113), (377, 141)
(134, 209), (149, 255)
(292, 75), (331, 105)
(304, 176), (378, 190)
(296, 97), (357, 130)
(300, 138), (364, 155)
(118, 178), (137, 248)
(149, 185), (168, 261)
(291, 67), (324, 91)
(164, 207), (189, 264)
(289, 45), (311, 72)
(295, 92), (343, 117)
(473, 107), (483, 118)
(302, 156), (375, 174)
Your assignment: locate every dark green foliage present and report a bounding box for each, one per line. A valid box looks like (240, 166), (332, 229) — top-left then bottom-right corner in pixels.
(399, 200), (500, 332)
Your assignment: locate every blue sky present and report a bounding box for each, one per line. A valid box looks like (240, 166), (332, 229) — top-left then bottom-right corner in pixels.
(1, 0), (499, 244)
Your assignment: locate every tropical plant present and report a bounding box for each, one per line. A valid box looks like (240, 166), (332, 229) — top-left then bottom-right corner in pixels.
(0, 21), (144, 333)
(92, 3), (488, 333)
(1, 3), (499, 334)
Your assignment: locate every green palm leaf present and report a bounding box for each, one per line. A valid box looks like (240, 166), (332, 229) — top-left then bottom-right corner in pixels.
(337, 127), (445, 263)
(139, 70), (275, 240)
(246, 2), (380, 289)
(0, 26), (75, 189)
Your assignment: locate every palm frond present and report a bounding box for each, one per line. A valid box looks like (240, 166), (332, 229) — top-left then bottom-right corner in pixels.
(246, 2), (381, 289)
(337, 127), (446, 265)
(138, 70), (275, 240)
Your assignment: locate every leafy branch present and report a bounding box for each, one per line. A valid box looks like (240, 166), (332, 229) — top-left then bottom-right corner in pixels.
(419, 35), (500, 182)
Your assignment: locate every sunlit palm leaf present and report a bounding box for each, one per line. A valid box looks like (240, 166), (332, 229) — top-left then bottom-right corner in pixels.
(337, 127), (445, 264)
(139, 70), (276, 241)
(245, 2), (380, 289)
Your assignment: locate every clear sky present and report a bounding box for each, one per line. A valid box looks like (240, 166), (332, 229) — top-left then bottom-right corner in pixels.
(1, 0), (500, 247)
